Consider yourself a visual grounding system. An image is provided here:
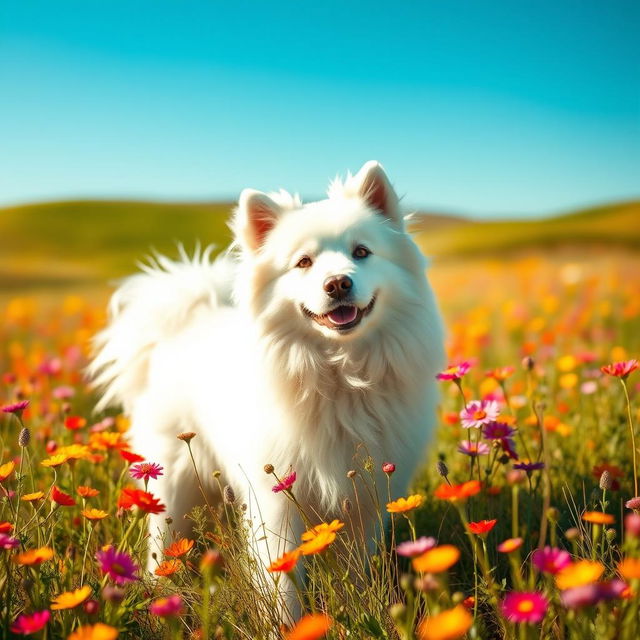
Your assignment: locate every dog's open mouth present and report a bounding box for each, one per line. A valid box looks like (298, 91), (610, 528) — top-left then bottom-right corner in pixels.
(302, 297), (376, 332)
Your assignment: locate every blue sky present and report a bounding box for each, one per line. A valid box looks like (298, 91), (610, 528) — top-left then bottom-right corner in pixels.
(1, 1), (638, 218)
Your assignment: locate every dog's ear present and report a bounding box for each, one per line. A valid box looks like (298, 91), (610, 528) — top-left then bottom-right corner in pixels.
(235, 189), (282, 252)
(350, 161), (401, 224)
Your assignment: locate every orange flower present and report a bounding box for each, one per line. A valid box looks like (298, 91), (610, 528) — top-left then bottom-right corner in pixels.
(301, 520), (345, 541)
(77, 486), (100, 498)
(386, 494), (424, 513)
(51, 585), (92, 610)
(0, 461), (15, 482)
(556, 561), (604, 590)
(619, 558), (640, 580)
(14, 547), (54, 566)
(81, 508), (108, 521)
(434, 480), (481, 502)
(268, 550), (300, 573)
(284, 613), (332, 640)
(155, 559), (182, 577)
(164, 538), (195, 558)
(21, 491), (45, 502)
(89, 431), (126, 451)
(41, 454), (69, 468)
(67, 623), (119, 640)
(497, 538), (523, 553)
(298, 531), (336, 556)
(412, 545), (460, 573)
(0, 521), (13, 533)
(582, 511), (614, 525)
(55, 444), (91, 461)
(418, 605), (473, 640)
(51, 486), (77, 507)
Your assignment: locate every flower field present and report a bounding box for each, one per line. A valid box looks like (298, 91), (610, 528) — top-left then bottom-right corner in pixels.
(1, 250), (640, 639)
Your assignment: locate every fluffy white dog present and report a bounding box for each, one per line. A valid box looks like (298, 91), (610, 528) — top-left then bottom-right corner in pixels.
(89, 161), (444, 618)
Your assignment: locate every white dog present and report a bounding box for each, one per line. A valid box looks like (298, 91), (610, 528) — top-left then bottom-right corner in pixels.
(89, 161), (444, 618)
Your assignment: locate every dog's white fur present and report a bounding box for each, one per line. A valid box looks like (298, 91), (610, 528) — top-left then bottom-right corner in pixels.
(89, 161), (445, 618)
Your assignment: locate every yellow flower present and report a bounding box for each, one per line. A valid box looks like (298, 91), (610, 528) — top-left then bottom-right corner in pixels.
(21, 491), (45, 502)
(557, 355), (578, 372)
(386, 494), (424, 513)
(619, 558), (640, 580)
(41, 454), (70, 468)
(582, 511), (614, 525)
(556, 560), (604, 590)
(0, 461), (16, 482)
(67, 623), (119, 640)
(301, 520), (345, 541)
(56, 444), (91, 461)
(412, 545), (460, 573)
(418, 605), (473, 640)
(14, 547), (54, 566)
(298, 531), (336, 556)
(559, 373), (578, 390)
(81, 508), (109, 521)
(51, 585), (92, 610)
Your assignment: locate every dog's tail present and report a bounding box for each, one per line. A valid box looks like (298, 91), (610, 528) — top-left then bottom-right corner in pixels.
(88, 245), (235, 412)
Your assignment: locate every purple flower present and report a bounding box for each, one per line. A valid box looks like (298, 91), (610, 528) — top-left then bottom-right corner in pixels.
(483, 421), (516, 440)
(2, 400), (29, 415)
(460, 400), (500, 429)
(532, 547), (571, 575)
(561, 580), (627, 609)
(501, 437), (519, 460)
(513, 461), (545, 472)
(396, 536), (437, 557)
(457, 440), (490, 457)
(502, 591), (548, 624)
(96, 547), (139, 584)
(0, 533), (20, 550)
(130, 462), (164, 481)
(272, 471), (296, 493)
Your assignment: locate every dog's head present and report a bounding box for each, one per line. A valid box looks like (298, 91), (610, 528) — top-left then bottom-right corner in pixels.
(232, 161), (429, 341)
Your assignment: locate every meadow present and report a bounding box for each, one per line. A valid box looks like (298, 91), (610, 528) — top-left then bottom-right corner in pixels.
(1, 201), (639, 639)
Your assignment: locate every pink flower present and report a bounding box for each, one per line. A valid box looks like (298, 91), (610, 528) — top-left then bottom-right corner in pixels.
(502, 592), (548, 624)
(601, 359), (638, 379)
(560, 580), (626, 609)
(532, 547), (571, 574)
(95, 547), (139, 584)
(625, 496), (640, 510)
(272, 471), (296, 493)
(457, 440), (490, 457)
(2, 400), (29, 415)
(10, 610), (50, 635)
(436, 362), (471, 381)
(130, 462), (164, 481)
(149, 594), (183, 617)
(382, 462), (396, 475)
(52, 386), (75, 400)
(396, 536), (437, 557)
(625, 513), (640, 537)
(0, 533), (20, 550)
(460, 400), (500, 429)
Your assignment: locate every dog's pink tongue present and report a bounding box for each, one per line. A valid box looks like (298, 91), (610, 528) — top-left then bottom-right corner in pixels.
(327, 305), (358, 325)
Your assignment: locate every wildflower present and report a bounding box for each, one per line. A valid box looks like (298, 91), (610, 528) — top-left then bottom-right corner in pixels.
(155, 559), (182, 576)
(600, 359), (638, 379)
(51, 486), (76, 507)
(119, 450), (145, 464)
(498, 538), (523, 553)
(619, 558), (640, 580)
(21, 492), (44, 502)
(52, 385), (75, 399)
(77, 486), (99, 498)
(0, 461), (16, 482)
(101, 586), (125, 603)
(396, 536), (437, 557)
(176, 432), (196, 442)
(460, 400), (499, 429)
(129, 462), (164, 481)
(64, 416), (87, 430)
(200, 549), (223, 571)
(513, 461), (545, 472)
(18, 428), (30, 447)
(223, 485), (235, 504)
(382, 462), (396, 474)
(412, 545), (460, 573)
(284, 613), (332, 640)
(51, 585), (92, 610)
(468, 519), (497, 535)
(14, 547), (54, 566)
(625, 496), (640, 510)
(149, 594), (184, 617)
(457, 440), (490, 457)
(482, 421), (516, 440)
(41, 454), (69, 468)
(434, 480), (481, 502)
(625, 513), (640, 537)
(272, 471), (297, 493)
(164, 538), (194, 558)
(386, 494), (424, 513)
(89, 431), (126, 451)
(436, 460), (449, 478)
(10, 610), (50, 635)
(55, 444), (91, 461)
(436, 362), (471, 381)
(0, 521), (13, 533)
(501, 592), (548, 624)
(556, 560), (604, 590)
(67, 623), (119, 640)
(417, 605), (472, 640)
(532, 547), (572, 575)
(599, 471), (613, 491)
(0, 533), (20, 549)
(117, 487), (165, 514)
(582, 511), (614, 525)
(301, 520), (345, 540)
(81, 509), (108, 521)
(267, 550), (300, 573)
(298, 531), (336, 555)
(1, 400), (29, 415)
(486, 366), (515, 381)
(95, 547), (139, 584)
(560, 580), (627, 609)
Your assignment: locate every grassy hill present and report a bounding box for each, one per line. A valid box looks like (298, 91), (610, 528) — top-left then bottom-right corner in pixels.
(0, 198), (638, 291)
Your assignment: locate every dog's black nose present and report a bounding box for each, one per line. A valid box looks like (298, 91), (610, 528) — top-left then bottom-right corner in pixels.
(323, 275), (353, 300)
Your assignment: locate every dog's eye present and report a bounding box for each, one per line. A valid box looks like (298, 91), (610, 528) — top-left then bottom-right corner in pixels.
(353, 245), (371, 259)
(296, 256), (313, 269)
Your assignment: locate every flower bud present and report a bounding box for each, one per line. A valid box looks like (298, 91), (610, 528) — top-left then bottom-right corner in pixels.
(382, 462), (396, 475)
(565, 527), (581, 541)
(599, 470), (612, 491)
(263, 464), (274, 474)
(347, 470), (357, 479)
(223, 485), (236, 505)
(18, 428), (31, 447)
(436, 460), (449, 478)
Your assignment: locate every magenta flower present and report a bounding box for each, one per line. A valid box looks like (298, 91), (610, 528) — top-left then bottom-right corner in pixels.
(1, 400), (29, 415)
(436, 361), (471, 381)
(149, 594), (184, 617)
(483, 421), (516, 440)
(601, 359), (638, 379)
(501, 592), (548, 624)
(560, 580), (626, 609)
(10, 610), (50, 635)
(130, 462), (164, 481)
(95, 547), (139, 584)
(457, 440), (490, 457)
(460, 400), (500, 429)
(396, 536), (437, 557)
(532, 547), (572, 574)
(272, 471), (296, 493)
(500, 437), (519, 460)
(0, 533), (20, 550)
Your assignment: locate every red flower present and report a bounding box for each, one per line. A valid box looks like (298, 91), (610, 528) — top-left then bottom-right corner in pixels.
(64, 416), (87, 431)
(118, 487), (165, 514)
(468, 519), (497, 535)
(0, 522), (13, 533)
(51, 486), (76, 507)
(119, 450), (145, 464)
(601, 359), (638, 379)
(434, 480), (482, 502)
